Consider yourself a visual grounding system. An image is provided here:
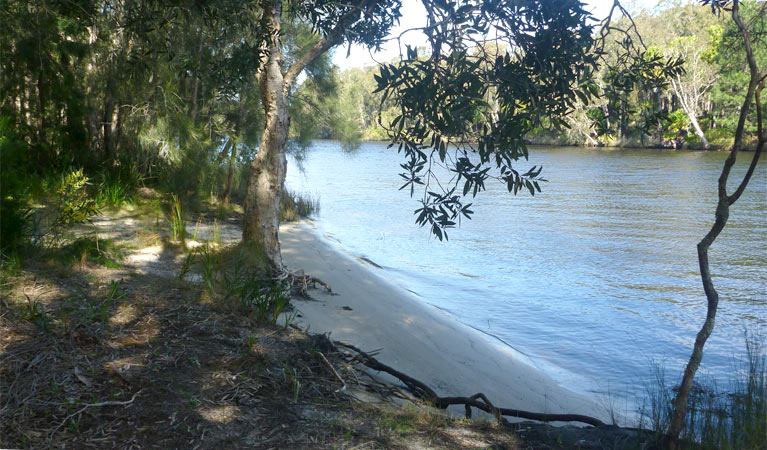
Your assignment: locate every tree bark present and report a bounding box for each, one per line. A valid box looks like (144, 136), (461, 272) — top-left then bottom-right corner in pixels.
(222, 142), (236, 204)
(242, 0), (289, 269)
(241, 0), (362, 268)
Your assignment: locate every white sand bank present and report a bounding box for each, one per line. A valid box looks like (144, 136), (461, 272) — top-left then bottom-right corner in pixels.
(280, 221), (609, 422)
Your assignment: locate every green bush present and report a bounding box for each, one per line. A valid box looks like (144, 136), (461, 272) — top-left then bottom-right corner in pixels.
(45, 169), (99, 244)
(54, 237), (124, 268)
(705, 127), (734, 149)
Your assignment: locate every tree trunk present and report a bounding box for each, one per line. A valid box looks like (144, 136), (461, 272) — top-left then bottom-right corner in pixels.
(241, 0), (363, 268)
(688, 113), (709, 148)
(665, 2), (764, 446)
(671, 75), (710, 149)
(191, 32), (203, 121)
(242, 0), (289, 269)
(222, 142), (236, 204)
(102, 77), (116, 162)
(36, 67), (48, 169)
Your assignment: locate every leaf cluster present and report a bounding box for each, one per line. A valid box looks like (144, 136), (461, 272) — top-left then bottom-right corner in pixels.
(375, 0), (599, 239)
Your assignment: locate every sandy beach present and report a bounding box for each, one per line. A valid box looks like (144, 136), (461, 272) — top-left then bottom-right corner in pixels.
(280, 221), (609, 422)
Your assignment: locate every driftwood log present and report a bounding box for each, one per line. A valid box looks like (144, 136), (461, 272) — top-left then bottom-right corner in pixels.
(334, 341), (606, 428)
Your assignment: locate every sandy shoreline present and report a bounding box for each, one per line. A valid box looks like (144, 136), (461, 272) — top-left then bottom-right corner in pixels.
(280, 221), (609, 422)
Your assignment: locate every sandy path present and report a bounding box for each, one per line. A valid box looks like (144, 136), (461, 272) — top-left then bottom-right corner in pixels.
(280, 221), (609, 421)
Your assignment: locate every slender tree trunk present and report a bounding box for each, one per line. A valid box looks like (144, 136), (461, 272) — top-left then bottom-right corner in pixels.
(191, 32), (203, 121)
(688, 113), (709, 148)
(671, 75), (710, 149)
(102, 77), (116, 162)
(666, 2), (764, 446)
(242, 0), (289, 269)
(36, 68), (48, 168)
(222, 142), (237, 204)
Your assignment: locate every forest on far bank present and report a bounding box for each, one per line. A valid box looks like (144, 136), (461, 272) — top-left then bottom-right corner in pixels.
(309, 1), (766, 150)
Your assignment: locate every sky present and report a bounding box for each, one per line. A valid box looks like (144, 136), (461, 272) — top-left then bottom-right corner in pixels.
(332, 0), (662, 70)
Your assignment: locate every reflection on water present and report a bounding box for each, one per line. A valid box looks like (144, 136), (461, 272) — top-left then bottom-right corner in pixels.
(286, 141), (766, 405)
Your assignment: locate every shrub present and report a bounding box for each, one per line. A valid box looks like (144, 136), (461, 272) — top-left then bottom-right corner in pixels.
(45, 169), (99, 244)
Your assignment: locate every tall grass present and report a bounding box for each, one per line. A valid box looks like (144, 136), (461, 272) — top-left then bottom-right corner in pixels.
(168, 194), (186, 242)
(641, 332), (766, 449)
(94, 171), (138, 207)
(280, 189), (319, 222)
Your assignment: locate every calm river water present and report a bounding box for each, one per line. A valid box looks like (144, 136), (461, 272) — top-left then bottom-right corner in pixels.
(285, 141), (766, 408)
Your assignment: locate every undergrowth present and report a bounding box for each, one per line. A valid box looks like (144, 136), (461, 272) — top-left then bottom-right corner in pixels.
(182, 244), (291, 325)
(52, 237), (125, 269)
(94, 171), (138, 207)
(168, 194), (186, 243)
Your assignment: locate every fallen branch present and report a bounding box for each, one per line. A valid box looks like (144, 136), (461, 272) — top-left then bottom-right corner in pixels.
(52, 389), (144, 437)
(335, 341), (606, 428)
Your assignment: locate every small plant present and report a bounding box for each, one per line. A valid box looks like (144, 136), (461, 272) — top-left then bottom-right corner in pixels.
(178, 248), (196, 280)
(220, 251), (246, 298)
(22, 296), (51, 332)
(195, 246), (291, 324)
(67, 280), (125, 324)
(0, 250), (21, 281)
(283, 364), (302, 403)
(212, 219), (222, 245)
(97, 281), (125, 323)
(192, 218), (202, 242)
(197, 244), (219, 290)
(269, 283), (291, 323)
(168, 194), (186, 242)
(282, 309), (298, 328)
(55, 238), (124, 268)
(46, 169), (100, 245)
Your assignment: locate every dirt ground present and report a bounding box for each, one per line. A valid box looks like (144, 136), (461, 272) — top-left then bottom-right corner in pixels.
(0, 207), (656, 449)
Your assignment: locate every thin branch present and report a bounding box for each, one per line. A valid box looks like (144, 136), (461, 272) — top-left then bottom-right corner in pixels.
(727, 77), (765, 204)
(283, 0), (380, 91)
(52, 389), (144, 436)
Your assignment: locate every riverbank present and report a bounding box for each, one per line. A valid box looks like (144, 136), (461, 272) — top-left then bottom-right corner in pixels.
(280, 221), (611, 423)
(1, 207), (661, 449)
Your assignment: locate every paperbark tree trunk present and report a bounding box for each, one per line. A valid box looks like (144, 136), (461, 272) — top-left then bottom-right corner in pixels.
(241, 0), (360, 268)
(242, 0), (289, 269)
(222, 143), (236, 204)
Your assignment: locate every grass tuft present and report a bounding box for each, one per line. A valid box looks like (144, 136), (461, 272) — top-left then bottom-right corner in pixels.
(280, 189), (319, 222)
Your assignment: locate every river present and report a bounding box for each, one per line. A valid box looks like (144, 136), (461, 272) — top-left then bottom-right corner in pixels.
(285, 141), (766, 409)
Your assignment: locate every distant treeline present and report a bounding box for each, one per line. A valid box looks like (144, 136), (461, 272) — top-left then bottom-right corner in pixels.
(303, 1), (766, 150)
